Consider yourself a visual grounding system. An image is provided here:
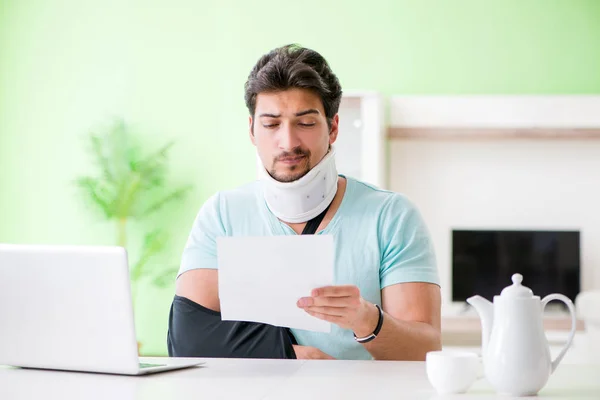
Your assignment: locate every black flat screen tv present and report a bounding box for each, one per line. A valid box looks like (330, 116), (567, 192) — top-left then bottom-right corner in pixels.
(452, 230), (580, 305)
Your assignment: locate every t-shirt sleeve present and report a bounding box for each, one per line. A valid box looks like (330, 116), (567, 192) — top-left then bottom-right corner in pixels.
(379, 195), (439, 289)
(177, 192), (226, 278)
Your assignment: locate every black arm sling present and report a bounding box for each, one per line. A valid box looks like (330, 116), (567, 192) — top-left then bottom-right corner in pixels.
(167, 204), (330, 359)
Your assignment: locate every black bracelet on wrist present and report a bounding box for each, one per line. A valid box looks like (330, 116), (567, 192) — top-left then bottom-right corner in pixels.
(353, 303), (384, 343)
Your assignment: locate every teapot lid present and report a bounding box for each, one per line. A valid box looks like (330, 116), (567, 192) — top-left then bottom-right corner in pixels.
(500, 274), (534, 298)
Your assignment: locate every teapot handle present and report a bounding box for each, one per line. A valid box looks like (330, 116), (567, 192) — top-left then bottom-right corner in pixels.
(541, 294), (577, 373)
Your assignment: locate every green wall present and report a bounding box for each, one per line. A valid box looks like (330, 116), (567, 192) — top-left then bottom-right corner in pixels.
(1, 0), (599, 356)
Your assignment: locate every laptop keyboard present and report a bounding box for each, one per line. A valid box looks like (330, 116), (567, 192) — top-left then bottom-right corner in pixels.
(139, 363), (166, 369)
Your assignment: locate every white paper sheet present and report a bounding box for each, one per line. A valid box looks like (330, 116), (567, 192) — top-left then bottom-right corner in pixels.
(216, 235), (334, 333)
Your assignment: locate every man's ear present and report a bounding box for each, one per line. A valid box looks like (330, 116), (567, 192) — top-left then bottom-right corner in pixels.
(249, 116), (256, 146)
(329, 114), (339, 145)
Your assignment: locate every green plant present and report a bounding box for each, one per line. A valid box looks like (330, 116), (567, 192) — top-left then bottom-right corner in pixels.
(76, 118), (192, 310)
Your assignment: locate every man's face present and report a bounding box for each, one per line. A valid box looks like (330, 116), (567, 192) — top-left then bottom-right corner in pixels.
(249, 88), (339, 183)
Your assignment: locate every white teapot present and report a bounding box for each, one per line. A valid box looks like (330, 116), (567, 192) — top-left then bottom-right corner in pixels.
(467, 273), (577, 397)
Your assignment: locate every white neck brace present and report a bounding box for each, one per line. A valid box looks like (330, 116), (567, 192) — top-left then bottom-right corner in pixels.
(260, 147), (338, 224)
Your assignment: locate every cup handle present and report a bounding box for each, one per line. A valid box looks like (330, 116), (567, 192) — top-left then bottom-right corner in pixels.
(541, 293), (577, 373)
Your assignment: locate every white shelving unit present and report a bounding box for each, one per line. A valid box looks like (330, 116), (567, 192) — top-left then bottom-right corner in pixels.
(255, 91), (387, 189)
(335, 91), (386, 188)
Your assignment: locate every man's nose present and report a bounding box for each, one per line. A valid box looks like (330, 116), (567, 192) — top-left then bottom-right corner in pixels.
(277, 124), (301, 151)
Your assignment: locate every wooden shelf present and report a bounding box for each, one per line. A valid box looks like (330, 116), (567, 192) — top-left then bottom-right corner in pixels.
(388, 127), (600, 140)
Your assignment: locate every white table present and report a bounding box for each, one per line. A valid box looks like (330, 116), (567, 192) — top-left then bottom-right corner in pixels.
(1, 357), (599, 399)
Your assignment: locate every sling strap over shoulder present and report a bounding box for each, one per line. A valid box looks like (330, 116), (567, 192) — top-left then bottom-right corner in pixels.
(301, 203), (329, 235)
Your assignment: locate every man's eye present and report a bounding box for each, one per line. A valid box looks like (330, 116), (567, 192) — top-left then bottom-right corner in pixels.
(299, 123), (316, 127)
(263, 123), (279, 128)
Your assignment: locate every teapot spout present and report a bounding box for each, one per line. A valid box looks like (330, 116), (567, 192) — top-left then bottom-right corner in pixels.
(466, 295), (493, 354)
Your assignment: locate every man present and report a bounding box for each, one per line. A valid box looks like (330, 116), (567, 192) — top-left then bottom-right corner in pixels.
(171, 44), (441, 360)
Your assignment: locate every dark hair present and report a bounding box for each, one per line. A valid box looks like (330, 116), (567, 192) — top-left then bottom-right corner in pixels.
(244, 44), (343, 128)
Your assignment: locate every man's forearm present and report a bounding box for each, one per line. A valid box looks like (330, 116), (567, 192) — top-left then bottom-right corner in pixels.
(358, 309), (441, 361)
(298, 284), (442, 361)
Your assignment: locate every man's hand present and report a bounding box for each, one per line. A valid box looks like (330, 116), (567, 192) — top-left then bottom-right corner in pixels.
(297, 285), (380, 338)
(293, 345), (335, 360)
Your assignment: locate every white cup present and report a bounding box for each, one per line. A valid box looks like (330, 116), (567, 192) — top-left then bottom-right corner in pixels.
(426, 350), (480, 395)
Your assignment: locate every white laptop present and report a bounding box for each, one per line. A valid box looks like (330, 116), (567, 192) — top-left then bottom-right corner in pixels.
(0, 243), (204, 375)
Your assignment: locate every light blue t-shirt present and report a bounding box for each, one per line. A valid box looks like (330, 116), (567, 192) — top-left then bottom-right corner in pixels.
(178, 175), (439, 360)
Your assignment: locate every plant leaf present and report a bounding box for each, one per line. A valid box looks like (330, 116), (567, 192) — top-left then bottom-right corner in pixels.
(152, 266), (179, 288)
(130, 229), (169, 282)
(133, 141), (174, 189)
(90, 133), (115, 183)
(138, 185), (193, 218)
(109, 119), (135, 181)
(75, 177), (114, 218)
(115, 171), (143, 219)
